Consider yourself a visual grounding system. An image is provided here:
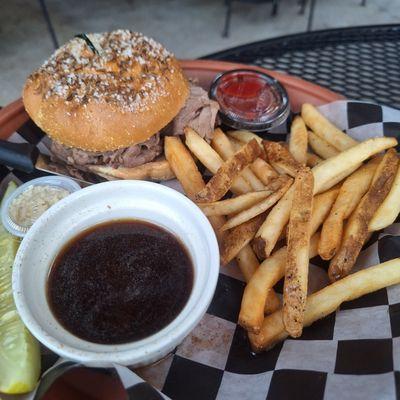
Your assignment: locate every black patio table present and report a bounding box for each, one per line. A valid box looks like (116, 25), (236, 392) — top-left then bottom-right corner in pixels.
(203, 24), (400, 109)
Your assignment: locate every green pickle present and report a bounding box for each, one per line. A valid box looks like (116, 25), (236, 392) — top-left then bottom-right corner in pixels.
(0, 182), (40, 394)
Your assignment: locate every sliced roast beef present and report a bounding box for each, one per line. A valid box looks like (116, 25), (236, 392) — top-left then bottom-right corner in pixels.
(50, 85), (218, 171)
(50, 133), (162, 169)
(163, 85), (219, 141)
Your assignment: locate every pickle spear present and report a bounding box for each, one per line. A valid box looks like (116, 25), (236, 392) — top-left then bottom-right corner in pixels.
(0, 181), (41, 394)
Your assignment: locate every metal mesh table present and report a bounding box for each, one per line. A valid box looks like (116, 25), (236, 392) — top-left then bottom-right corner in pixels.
(203, 24), (400, 109)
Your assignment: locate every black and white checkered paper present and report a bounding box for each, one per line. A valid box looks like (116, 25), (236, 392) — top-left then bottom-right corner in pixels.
(3, 101), (400, 400)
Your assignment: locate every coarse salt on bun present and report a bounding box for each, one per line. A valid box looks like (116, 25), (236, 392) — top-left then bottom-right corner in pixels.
(23, 30), (189, 152)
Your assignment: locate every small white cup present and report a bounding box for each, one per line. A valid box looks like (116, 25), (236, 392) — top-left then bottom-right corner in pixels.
(12, 180), (220, 367)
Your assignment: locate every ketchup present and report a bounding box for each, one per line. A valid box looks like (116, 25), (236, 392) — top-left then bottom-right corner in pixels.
(210, 69), (289, 132)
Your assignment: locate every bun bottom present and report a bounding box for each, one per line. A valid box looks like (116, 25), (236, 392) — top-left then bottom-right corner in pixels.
(88, 158), (175, 181)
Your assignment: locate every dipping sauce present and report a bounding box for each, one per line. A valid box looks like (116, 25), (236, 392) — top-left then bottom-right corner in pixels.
(47, 220), (193, 344)
(209, 69), (290, 132)
(9, 185), (70, 228)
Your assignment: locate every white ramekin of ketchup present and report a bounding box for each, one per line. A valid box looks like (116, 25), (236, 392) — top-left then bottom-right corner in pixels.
(209, 69), (290, 132)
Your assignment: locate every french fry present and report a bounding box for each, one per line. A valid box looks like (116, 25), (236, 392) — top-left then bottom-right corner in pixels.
(211, 128), (264, 191)
(208, 215), (227, 243)
(312, 137), (397, 194)
(195, 139), (262, 203)
(301, 103), (358, 151)
(239, 233), (320, 333)
(249, 258), (400, 351)
(289, 116), (308, 165)
(221, 178), (292, 231)
(264, 141), (302, 177)
(227, 130), (263, 145)
(88, 158), (174, 181)
(319, 158), (381, 260)
(240, 169), (265, 191)
(283, 167), (314, 337)
(306, 152), (323, 167)
(220, 214), (265, 266)
(184, 127), (251, 194)
(308, 130), (339, 159)
(165, 136), (205, 200)
(229, 138), (272, 190)
(280, 186), (340, 241)
(236, 244), (260, 282)
(369, 161), (400, 231)
(309, 186), (340, 235)
(198, 190), (274, 216)
(328, 149), (399, 281)
(229, 138), (244, 152)
(253, 185), (294, 259)
(264, 175), (292, 192)
(211, 128), (236, 159)
(164, 135), (226, 242)
(253, 136), (395, 260)
(250, 158), (279, 185)
(236, 245), (281, 315)
(264, 290), (281, 315)
(315, 164), (360, 194)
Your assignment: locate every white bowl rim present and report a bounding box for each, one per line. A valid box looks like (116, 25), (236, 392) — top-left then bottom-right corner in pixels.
(12, 180), (220, 365)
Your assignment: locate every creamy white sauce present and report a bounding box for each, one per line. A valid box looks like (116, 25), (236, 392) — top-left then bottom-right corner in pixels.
(9, 185), (69, 228)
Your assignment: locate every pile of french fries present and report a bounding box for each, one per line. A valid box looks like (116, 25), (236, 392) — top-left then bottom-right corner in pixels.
(165, 103), (400, 352)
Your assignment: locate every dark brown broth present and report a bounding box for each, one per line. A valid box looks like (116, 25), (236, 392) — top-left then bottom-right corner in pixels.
(47, 220), (193, 344)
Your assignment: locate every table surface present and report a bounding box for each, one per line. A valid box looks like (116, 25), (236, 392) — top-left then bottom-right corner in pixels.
(204, 24), (400, 109)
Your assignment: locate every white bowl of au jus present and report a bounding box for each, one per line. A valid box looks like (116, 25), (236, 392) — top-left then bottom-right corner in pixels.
(12, 180), (220, 367)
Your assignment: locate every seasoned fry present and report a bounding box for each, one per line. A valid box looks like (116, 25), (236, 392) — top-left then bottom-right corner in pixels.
(220, 214), (265, 266)
(279, 186), (339, 241)
(319, 158), (380, 260)
(195, 139), (261, 202)
(264, 175), (292, 192)
(283, 167), (314, 337)
(227, 130), (263, 145)
(289, 116), (308, 164)
(184, 127), (251, 194)
(165, 136), (204, 200)
(236, 245), (281, 315)
(239, 233), (320, 333)
(208, 215), (227, 243)
(308, 130), (339, 159)
(312, 137), (397, 194)
(221, 178), (292, 231)
(301, 103), (358, 151)
(306, 152), (323, 167)
(264, 141), (302, 177)
(329, 149), (399, 281)
(211, 128), (264, 191)
(253, 185), (294, 259)
(249, 258), (400, 351)
(369, 161), (400, 231)
(250, 158), (279, 185)
(198, 190), (274, 216)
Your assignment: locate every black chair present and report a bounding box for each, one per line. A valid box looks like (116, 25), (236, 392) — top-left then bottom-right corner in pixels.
(223, 0), (308, 37)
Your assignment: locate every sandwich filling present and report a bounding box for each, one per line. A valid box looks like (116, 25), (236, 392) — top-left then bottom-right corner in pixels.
(50, 84), (219, 170)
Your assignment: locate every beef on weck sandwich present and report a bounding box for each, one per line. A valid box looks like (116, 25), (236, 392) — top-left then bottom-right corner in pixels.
(22, 30), (219, 181)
